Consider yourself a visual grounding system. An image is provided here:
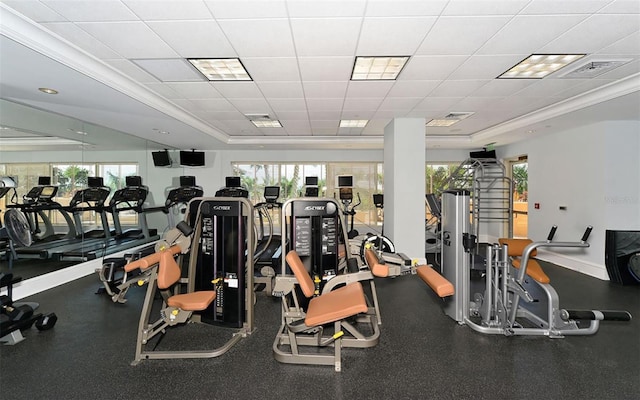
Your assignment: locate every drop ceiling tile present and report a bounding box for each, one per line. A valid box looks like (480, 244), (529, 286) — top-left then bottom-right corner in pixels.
(399, 56), (468, 80)
(365, 1), (447, 16)
(290, 18), (362, 57)
(195, 110), (248, 121)
(257, 81), (304, 98)
(309, 111), (342, 120)
(78, 22), (180, 58)
(553, 79), (617, 100)
(212, 82), (263, 98)
(449, 96), (503, 111)
(280, 120), (311, 130)
(240, 58), (300, 81)
(340, 110), (376, 119)
(133, 59), (203, 81)
(123, 0), (213, 20)
(416, 16), (510, 55)
(227, 98), (272, 113)
(310, 120), (339, 128)
(41, 0), (138, 22)
(539, 14), (640, 54)
(471, 79), (536, 97)
(106, 59), (160, 83)
(144, 83), (182, 98)
(387, 80), (440, 97)
(378, 97), (423, 111)
(189, 98), (237, 111)
(267, 98), (308, 112)
(413, 97), (464, 111)
(303, 82), (348, 98)
(272, 111), (308, 120)
(298, 57), (353, 81)
(342, 98), (384, 111)
(373, 110), (408, 119)
(285, 127), (313, 135)
(204, 0), (288, 19)
(338, 127), (365, 136)
(165, 82), (222, 99)
(3, 1), (66, 22)
(345, 81), (395, 98)
(512, 79), (591, 98)
(477, 15), (588, 55)
(217, 19), (295, 57)
(357, 17), (437, 54)
(599, 0), (640, 13)
(42, 22), (122, 59)
(147, 20), (236, 58)
(521, 0), (611, 14)
(598, 32), (640, 55)
(442, 0), (529, 15)
(449, 55), (526, 80)
(259, 128), (287, 136)
(287, 0), (365, 17)
(306, 98), (344, 111)
(591, 58), (640, 80)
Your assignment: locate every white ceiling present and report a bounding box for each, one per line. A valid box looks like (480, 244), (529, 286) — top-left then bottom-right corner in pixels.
(0, 0), (639, 152)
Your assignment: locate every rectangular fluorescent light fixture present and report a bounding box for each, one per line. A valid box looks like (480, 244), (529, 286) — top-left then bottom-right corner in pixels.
(251, 120), (282, 128)
(351, 56), (410, 80)
(499, 54), (586, 79)
(340, 119), (368, 128)
(188, 58), (252, 81)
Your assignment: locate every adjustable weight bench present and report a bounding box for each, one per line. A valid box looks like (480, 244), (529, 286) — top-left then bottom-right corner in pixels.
(272, 250), (371, 371)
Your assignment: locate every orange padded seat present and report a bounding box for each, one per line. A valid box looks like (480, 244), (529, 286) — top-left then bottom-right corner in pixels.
(285, 250), (368, 327)
(416, 265), (455, 297)
(167, 291), (216, 311)
(511, 258), (550, 284)
(363, 248), (389, 278)
(498, 238), (550, 284)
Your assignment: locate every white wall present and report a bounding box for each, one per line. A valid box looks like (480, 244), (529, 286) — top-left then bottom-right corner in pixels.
(498, 120), (640, 279)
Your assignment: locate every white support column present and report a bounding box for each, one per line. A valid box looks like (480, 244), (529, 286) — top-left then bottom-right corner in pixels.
(383, 118), (426, 262)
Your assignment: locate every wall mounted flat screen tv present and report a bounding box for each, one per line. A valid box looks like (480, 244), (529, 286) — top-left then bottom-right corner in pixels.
(152, 150), (172, 167)
(38, 176), (51, 185)
(179, 151), (205, 167)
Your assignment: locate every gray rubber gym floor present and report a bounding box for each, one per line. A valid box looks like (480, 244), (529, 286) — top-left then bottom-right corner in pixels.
(1, 261), (638, 400)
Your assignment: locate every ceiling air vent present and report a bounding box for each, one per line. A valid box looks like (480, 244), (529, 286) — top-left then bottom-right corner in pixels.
(559, 59), (631, 79)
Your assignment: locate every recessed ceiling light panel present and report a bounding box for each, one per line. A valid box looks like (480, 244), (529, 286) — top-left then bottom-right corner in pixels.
(499, 54), (585, 79)
(340, 119), (368, 128)
(38, 87), (58, 94)
(188, 58), (252, 81)
(251, 120), (282, 128)
(351, 56), (410, 80)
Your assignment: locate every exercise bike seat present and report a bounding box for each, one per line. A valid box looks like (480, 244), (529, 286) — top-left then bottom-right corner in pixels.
(499, 238), (550, 284)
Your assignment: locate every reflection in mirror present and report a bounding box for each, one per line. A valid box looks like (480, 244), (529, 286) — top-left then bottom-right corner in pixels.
(0, 100), (169, 281)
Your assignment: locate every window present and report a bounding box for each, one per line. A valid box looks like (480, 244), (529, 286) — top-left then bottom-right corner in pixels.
(0, 162), (138, 230)
(232, 162), (384, 232)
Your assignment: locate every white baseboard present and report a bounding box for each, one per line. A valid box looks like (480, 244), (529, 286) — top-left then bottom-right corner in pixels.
(2, 243), (154, 301)
(535, 249), (609, 281)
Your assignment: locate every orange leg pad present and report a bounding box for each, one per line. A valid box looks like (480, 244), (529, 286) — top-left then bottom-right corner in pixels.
(416, 265), (455, 298)
(512, 258), (550, 284)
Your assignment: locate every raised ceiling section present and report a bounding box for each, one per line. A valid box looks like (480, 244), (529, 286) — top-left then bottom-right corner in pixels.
(0, 0), (639, 151)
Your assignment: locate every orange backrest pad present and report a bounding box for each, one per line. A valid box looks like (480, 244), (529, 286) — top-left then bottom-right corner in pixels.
(511, 259), (550, 284)
(124, 245), (182, 273)
(286, 250), (315, 298)
(157, 250), (182, 290)
(498, 238), (537, 257)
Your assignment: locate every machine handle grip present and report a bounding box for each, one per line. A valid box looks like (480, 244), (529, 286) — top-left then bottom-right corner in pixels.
(581, 226), (593, 242)
(547, 226), (557, 241)
(561, 309), (632, 321)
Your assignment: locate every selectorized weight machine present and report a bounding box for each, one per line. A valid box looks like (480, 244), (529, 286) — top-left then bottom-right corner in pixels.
(439, 189), (631, 337)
